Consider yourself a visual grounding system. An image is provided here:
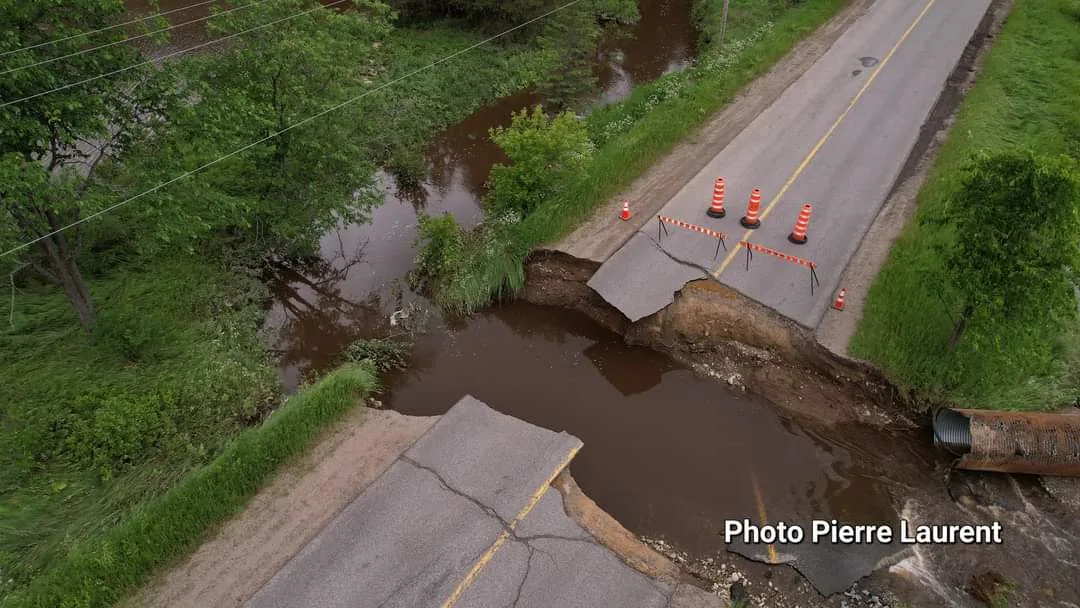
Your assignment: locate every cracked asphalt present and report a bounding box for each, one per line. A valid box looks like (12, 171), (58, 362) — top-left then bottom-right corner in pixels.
(245, 396), (723, 608)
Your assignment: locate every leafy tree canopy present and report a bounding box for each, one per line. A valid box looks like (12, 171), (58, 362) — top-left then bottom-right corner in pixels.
(938, 150), (1080, 347)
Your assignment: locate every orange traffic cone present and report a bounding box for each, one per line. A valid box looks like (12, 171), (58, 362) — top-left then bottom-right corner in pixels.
(740, 188), (762, 229)
(788, 204), (813, 244)
(832, 288), (846, 311)
(620, 200), (632, 221)
(707, 177), (726, 218)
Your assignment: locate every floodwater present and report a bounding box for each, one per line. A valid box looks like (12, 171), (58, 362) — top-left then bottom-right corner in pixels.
(128, 0), (909, 558)
(385, 302), (913, 557)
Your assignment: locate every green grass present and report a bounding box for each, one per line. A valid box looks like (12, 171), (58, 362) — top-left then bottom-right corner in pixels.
(1, 363), (378, 608)
(422, 0), (851, 312)
(0, 258), (277, 597)
(0, 19), (557, 605)
(355, 24), (555, 180)
(850, 0), (1080, 410)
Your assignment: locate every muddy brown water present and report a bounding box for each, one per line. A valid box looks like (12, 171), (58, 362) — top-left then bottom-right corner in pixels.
(385, 302), (917, 557)
(128, 0), (913, 560)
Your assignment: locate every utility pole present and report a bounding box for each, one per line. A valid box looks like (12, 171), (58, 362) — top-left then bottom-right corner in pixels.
(718, 0), (730, 48)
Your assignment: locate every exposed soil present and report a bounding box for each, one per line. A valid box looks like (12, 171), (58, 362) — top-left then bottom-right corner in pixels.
(522, 2), (1080, 605)
(120, 406), (437, 608)
(524, 250), (910, 429)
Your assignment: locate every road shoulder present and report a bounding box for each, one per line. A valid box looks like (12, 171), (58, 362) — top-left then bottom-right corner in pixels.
(548, 0), (875, 264)
(121, 406), (438, 608)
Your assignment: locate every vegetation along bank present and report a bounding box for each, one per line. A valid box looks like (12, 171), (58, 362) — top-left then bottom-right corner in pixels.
(850, 0), (1080, 411)
(0, 0), (632, 604)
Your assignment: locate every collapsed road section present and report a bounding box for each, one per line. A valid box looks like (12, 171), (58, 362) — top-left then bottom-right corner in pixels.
(246, 396), (723, 608)
(585, 0), (994, 329)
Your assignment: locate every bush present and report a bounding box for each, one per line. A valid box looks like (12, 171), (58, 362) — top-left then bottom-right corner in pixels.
(57, 391), (179, 481)
(486, 105), (594, 216)
(342, 337), (411, 374)
(412, 213), (466, 291)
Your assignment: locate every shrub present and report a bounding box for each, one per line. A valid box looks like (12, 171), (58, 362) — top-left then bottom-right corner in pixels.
(486, 105), (594, 216)
(342, 337), (411, 374)
(57, 391), (178, 481)
(412, 213), (466, 291)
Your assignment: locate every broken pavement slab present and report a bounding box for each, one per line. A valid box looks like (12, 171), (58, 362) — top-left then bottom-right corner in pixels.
(727, 521), (908, 597)
(246, 395), (725, 607)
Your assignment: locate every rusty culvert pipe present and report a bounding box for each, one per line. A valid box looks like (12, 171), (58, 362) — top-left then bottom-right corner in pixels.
(933, 408), (1080, 476)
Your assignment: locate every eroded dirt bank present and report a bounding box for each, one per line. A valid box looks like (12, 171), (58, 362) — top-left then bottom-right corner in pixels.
(523, 250), (910, 429)
(522, 255), (1080, 607)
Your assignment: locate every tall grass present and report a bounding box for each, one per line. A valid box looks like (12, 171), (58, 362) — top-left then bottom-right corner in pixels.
(1, 363), (378, 608)
(426, 0), (850, 312)
(1, 19), (560, 605)
(0, 259), (277, 595)
(850, 0), (1080, 409)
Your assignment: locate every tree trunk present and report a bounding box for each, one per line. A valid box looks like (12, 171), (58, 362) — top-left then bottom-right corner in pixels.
(38, 230), (95, 331)
(718, 0), (730, 48)
(948, 305), (974, 352)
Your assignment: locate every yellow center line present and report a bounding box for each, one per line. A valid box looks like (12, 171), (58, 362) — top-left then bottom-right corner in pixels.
(749, 467), (779, 564)
(710, 0), (938, 278)
(441, 445), (581, 608)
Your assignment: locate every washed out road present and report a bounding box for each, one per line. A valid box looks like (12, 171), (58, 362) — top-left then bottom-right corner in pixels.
(246, 396), (722, 608)
(588, 0), (993, 327)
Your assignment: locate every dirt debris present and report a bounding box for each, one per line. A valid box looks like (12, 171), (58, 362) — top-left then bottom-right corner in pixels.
(524, 250), (910, 429)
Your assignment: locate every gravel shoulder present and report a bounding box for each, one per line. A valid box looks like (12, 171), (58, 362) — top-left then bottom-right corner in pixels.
(120, 407), (438, 608)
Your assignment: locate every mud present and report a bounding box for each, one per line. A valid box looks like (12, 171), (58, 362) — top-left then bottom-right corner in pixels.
(523, 249), (909, 428)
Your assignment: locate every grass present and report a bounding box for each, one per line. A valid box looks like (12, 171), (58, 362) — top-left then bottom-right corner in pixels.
(1, 363), (378, 608)
(0, 18), (557, 605)
(0, 258), (277, 597)
(420, 0), (851, 312)
(849, 0), (1080, 409)
(355, 24), (555, 181)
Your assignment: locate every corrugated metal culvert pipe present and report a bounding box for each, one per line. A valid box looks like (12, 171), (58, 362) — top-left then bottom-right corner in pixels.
(933, 408), (1080, 476)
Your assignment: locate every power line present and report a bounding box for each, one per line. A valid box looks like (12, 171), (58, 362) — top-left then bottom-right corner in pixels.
(0, 0), (278, 78)
(1, 0), (584, 259)
(0, 0), (224, 58)
(0, 0), (348, 109)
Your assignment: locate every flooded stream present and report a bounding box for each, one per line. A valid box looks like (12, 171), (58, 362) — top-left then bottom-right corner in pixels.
(131, 0), (912, 563)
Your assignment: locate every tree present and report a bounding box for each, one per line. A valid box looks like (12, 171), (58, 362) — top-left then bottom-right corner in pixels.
(940, 151), (1080, 348)
(0, 0), (175, 329)
(486, 105), (593, 216)
(116, 0), (396, 260)
(536, 3), (600, 110)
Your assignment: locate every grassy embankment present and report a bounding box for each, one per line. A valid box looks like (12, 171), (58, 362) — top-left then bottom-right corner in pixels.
(420, 0), (851, 312)
(850, 0), (1080, 410)
(0, 23), (554, 608)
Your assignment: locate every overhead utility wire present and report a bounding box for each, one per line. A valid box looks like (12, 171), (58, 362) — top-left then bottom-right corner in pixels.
(0, 0), (224, 58)
(0, 0), (278, 77)
(0, 0), (585, 259)
(0, 0), (349, 109)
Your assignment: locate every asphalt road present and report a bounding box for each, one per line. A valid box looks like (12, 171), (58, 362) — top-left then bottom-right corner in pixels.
(588, 0), (993, 327)
(245, 396), (723, 608)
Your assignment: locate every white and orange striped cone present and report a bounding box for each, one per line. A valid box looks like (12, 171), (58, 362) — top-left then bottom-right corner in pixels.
(707, 177), (726, 218)
(788, 203), (812, 245)
(740, 188), (762, 229)
(620, 200), (632, 221)
(832, 288), (846, 311)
